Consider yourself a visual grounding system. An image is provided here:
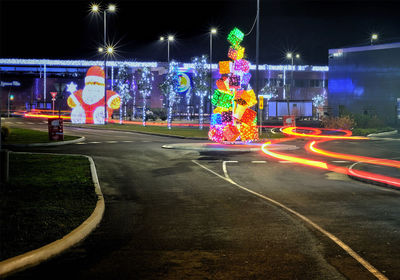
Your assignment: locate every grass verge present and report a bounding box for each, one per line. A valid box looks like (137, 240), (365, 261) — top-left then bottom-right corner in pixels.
(69, 123), (210, 138)
(0, 153), (97, 261)
(352, 127), (396, 136)
(67, 123), (286, 140)
(4, 127), (79, 144)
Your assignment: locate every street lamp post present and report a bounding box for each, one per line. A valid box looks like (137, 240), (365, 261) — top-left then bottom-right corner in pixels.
(371, 33), (378, 45)
(209, 28), (217, 117)
(286, 52), (300, 115)
(160, 35), (174, 119)
(160, 35), (174, 62)
(91, 3), (116, 124)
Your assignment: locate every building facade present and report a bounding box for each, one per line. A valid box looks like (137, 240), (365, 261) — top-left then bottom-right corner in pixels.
(329, 43), (400, 125)
(0, 58), (328, 119)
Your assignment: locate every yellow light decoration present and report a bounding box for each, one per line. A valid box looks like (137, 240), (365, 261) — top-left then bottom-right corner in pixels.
(219, 61), (231, 74)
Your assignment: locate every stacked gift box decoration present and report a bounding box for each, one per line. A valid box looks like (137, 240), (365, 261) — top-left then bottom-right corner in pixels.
(208, 27), (259, 143)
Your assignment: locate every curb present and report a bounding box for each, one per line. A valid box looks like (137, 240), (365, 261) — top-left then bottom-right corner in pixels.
(66, 125), (209, 140)
(2, 136), (86, 148)
(367, 130), (398, 137)
(347, 161), (399, 191)
(0, 153), (104, 277)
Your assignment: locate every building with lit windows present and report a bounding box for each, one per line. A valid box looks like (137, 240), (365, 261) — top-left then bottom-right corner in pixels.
(329, 43), (400, 125)
(0, 58), (328, 119)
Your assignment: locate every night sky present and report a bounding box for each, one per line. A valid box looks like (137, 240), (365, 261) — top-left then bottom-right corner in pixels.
(2, 0), (400, 65)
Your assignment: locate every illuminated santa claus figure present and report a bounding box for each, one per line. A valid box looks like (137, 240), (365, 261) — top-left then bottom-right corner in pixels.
(67, 66), (121, 124)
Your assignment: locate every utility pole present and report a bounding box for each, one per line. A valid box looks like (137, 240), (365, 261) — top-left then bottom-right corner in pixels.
(256, 0), (261, 136)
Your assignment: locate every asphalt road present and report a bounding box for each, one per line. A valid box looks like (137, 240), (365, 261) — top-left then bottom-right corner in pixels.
(3, 118), (400, 280)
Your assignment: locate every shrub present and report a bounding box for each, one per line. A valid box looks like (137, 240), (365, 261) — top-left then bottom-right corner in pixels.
(1, 126), (10, 141)
(321, 115), (355, 130)
(152, 108), (167, 121)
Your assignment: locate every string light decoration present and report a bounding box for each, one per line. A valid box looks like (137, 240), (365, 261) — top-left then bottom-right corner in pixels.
(161, 60), (180, 129)
(192, 55), (209, 129)
(136, 67), (154, 126)
(209, 27), (258, 142)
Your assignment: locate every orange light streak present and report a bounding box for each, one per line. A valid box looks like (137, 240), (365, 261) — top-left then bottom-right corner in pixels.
(261, 127), (400, 189)
(307, 141), (400, 169)
(282, 126), (367, 140)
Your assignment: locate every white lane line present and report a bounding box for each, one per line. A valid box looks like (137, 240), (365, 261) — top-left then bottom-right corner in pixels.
(106, 141), (118, 143)
(27, 122), (34, 124)
(252, 161), (266, 164)
(332, 160), (350, 163)
(88, 141), (101, 144)
(75, 142), (86, 145)
(222, 161), (238, 180)
(192, 160), (388, 280)
(122, 140), (133, 143)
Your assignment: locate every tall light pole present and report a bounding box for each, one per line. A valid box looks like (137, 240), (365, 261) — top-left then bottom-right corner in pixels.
(91, 3), (116, 124)
(286, 52), (300, 115)
(371, 33), (378, 45)
(256, 0), (261, 136)
(160, 35), (174, 120)
(209, 28), (217, 117)
(160, 35), (174, 62)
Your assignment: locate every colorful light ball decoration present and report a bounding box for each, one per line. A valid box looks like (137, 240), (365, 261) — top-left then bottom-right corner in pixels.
(209, 27), (259, 143)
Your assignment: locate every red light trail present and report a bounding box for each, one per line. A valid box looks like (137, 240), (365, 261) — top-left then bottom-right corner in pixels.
(262, 127), (400, 188)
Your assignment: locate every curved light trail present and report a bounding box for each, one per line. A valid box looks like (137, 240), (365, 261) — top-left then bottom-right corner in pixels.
(262, 127), (400, 189)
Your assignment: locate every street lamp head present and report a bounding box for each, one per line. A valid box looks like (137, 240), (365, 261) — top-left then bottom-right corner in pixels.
(371, 33), (378, 40)
(295, 53), (300, 59)
(98, 47), (104, 53)
(168, 35), (174, 41)
(107, 46), (114, 54)
(160, 36), (165, 41)
(211, 28), (217, 34)
(286, 52), (293, 59)
(108, 4), (116, 12)
(91, 3), (100, 13)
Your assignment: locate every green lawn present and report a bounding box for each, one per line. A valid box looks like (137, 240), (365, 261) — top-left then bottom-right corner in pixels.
(4, 127), (79, 144)
(68, 122), (284, 139)
(0, 153), (97, 260)
(71, 122), (210, 138)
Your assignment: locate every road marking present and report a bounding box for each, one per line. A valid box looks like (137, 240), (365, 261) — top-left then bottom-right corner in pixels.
(192, 160), (388, 280)
(88, 141), (101, 144)
(106, 141), (118, 143)
(27, 122), (34, 124)
(75, 142), (86, 145)
(222, 161), (237, 180)
(252, 161), (266, 164)
(332, 160), (350, 163)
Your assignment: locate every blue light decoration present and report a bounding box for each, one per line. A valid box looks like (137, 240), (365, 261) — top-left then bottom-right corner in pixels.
(178, 72), (193, 120)
(192, 55), (209, 129)
(177, 72), (191, 94)
(161, 60), (180, 130)
(137, 67), (154, 126)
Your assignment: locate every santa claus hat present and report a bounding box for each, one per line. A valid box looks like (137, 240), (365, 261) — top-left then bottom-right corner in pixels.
(85, 66), (105, 85)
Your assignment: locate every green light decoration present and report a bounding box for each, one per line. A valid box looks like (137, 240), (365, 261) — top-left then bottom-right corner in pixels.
(209, 27), (259, 143)
(227, 27), (244, 47)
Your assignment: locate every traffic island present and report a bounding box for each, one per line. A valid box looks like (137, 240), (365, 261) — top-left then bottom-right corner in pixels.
(0, 152), (104, 277)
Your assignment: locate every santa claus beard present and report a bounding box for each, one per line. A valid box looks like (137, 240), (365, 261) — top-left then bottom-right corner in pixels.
(82, 84), (105, 105)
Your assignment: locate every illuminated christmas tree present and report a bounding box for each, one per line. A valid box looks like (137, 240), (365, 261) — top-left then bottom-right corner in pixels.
(209, 27), (258, 142)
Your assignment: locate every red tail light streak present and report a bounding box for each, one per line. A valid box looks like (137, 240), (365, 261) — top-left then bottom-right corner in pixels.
(262, 127), (400, 189)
